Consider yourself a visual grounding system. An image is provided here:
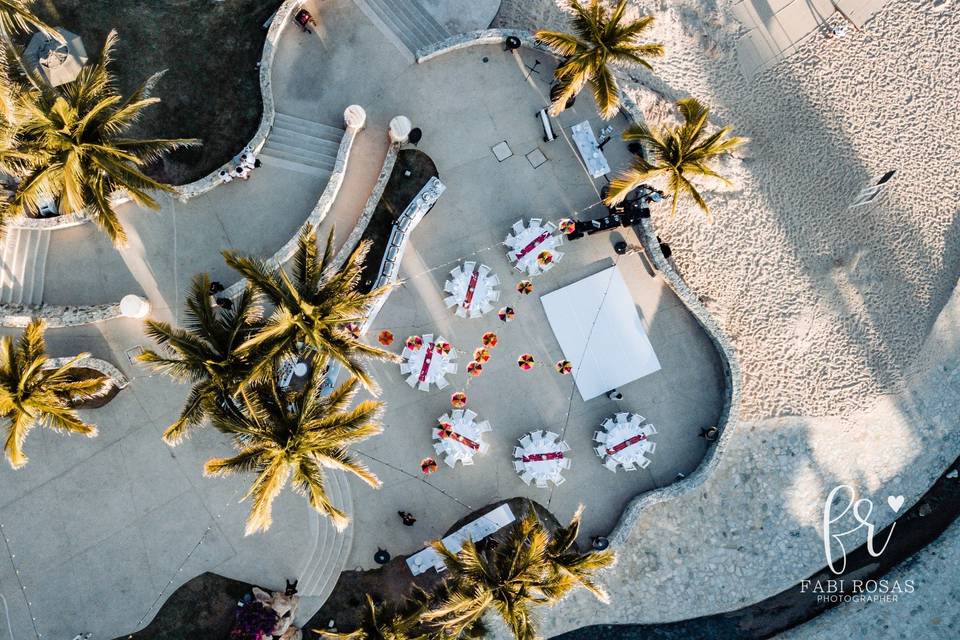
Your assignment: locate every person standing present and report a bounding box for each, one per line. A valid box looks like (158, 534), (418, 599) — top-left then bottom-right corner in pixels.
(398, 511), (417, 526)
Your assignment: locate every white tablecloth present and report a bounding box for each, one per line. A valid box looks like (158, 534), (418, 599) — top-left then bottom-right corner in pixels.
(445, 263), (498, 318)
(570, 120), (611, 179)
(434, 410), (489, 465)
(515, 431), (568, 487)
(600, 414), (653, 468)
(504, 221), (562, 276)
(401, 334), (457, 391)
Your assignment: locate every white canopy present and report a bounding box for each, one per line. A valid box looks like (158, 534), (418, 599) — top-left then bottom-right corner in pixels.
(541, 266), (661, 400)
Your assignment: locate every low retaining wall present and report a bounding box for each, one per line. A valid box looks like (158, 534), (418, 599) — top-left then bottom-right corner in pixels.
(45, 355), (130, 389)
(5, 0), (304, 231)
(223, 106), (367, 300)
(331, 142), (400, 270)
(0, 302), (122, 328)
(416, 29), (542, 63)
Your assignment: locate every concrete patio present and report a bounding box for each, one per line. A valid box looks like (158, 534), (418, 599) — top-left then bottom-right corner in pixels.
(0, 1), (725, 636)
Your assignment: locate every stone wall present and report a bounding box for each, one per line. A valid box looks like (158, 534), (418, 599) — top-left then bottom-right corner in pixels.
(44, 356), (130, 389)
(0, 303), (122, 328)
(222, 108), (366, 300)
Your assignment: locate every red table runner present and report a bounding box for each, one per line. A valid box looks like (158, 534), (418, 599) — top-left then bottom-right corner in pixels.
(418, 342), (435, 382)
(515, 231), (550, 260)
(606, 433), (647, 455)
(462, 270), (480, 310)
(438, 427), (480, 450)
(522, 451), (564, 462)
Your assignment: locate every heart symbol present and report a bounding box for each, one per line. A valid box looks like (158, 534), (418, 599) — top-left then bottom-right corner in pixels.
(887, 495), (905, 512)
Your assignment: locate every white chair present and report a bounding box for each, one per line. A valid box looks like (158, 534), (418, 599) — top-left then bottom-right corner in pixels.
(602, 417), (614, 430)
(418, 380), (430, 392)
(444, 280), (457, 293)
(531, 430), (544, 441)
(463, 261), (476, 274)
(434, 442), (446, 454)
(506, 251), (518, 263)
(513, 261), (525, 272)
(513, 460), (525, 473)
(559, 458), (571, 470)
(452, 409), (464, 420)
(462, 457), (474, 466)
(520, 471), (533, 485)
(535, 477), (548, 488)
(646, 441), (656, 453)
(552, 251), (564, 263)
(645, 424), (657, 435)
(406, 374), (418, 387)
(519, 434), (532, 447)
(544, 220), (557, 232)
(479, 301), (493, 314)
(444, 455), (457, 468)
(638, 457), (651, 469)
(545, 431), (559, 441)
(444, 295), (459, 308)
(513, 446), (525, 458)
(552, 231), (563, 244)
(400, 362), (412, 374)
(436, 376), (449, 390)
(530, 217), (542, 228)
(464, 409), (478, 421)
(443, 362), (458, 374)
(632, 414), (645, 424)
(615, 412), (629, 423)
(489, 289), (500, 302)
(512, 220), (525, 235)
(478, 264), (490, 276)
(449, 267), (462, 279)
(438, 412), (450, 423)
(423, 333), (434, 344)
(594, 444), (607, 458)
(478, 441), (490, 454)
(558, 441), (570, 452)
(488, 273), (500, 286)
(604, 458), (619, 472)
(593, 431), (606, 443)
(623, 461), (636, 471)
(553, 474), (566, 486)
(455, 306), (468, 318)
(477, 420), (492, 433)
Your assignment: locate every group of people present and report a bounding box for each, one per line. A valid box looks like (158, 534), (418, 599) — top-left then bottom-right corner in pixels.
(219, 146), (262, 183)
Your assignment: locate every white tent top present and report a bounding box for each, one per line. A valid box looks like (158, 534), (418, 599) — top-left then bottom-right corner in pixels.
(541, 265), (661, 400)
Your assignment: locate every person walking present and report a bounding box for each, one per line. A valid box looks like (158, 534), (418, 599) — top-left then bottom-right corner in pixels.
(398, 511), (416, 526)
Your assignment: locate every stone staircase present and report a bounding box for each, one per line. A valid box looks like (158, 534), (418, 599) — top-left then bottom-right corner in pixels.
(260, 112), (344, 177)
(297, 469), (354, 602)
(0, 227), (50, 306)
(353, 0), (450, 58)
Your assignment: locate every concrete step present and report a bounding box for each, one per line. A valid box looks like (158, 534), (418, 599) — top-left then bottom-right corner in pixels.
(299, 470), (354, 599)
(0, 228), (50, 306)
(259, 149), (334, 177)
(265, 131), (340, 163)
(273, 112), (344, 142)
(354, 0), (450, 58)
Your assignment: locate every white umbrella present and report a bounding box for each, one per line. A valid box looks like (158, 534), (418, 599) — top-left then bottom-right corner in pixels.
(24, 27), (88, 87)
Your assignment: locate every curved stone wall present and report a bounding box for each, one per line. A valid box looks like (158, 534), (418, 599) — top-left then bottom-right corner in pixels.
(5, 0), (304, 231)
(44, 355), (130, 389)
(222, 108), (366, 300)
(0, 302), (122, 328)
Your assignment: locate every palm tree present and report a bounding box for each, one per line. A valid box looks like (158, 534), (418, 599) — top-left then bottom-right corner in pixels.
(536, 0), (663, 119)
(424, 507), (614, 640)
(544, 505), (615, 603)
(604, 98), (745, 216)
(315, 593), (428, 640)
(137, 274), (264, 445)
(223, 224), (399, 393)
(203, 367), (383, 535)
(10, 30), (199, 246)
(0, 318), (109, 469)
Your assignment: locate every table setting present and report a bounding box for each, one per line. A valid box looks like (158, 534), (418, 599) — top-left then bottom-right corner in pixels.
(504, 218), (564, 276)
(443, 262), (501, 318)
(433, 409), (492, 467)
(594, 412), (657, 472)
(400, 333), (458, 391)
(513, 429), (571, 488)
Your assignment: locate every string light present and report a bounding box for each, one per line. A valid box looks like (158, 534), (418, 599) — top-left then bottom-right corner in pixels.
(0, 520), (41, 639)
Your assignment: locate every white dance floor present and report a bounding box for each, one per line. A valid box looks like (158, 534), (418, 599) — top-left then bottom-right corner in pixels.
(541, 266), (661, 400)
